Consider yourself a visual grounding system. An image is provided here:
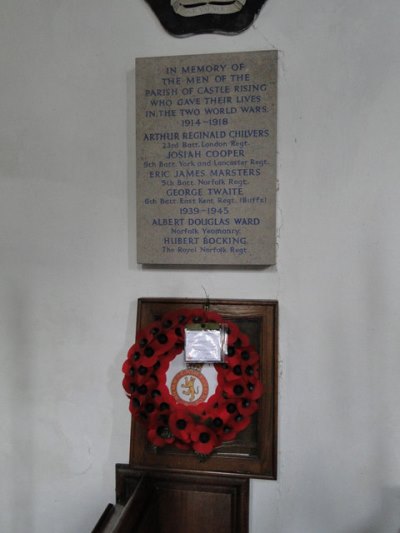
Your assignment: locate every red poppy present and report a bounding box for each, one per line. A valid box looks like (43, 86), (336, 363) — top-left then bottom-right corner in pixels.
(161, 308), (205, 331)
(122, 359), (132, 374)
(154, 397), (173, 416)
(239, 350), (259, 368)
(147, 425), (175, 447)
(224, 346), (258, 367)
(122, 375), (133, 395)
(226, 353), (243, 369)
(169, 409), (195, 443)
(129, 396), (140, 415)
(135, 345), (159, 367)
(244, 377), (263, 400)
(237, 398), (260, 416)
(133, 379), (157, 405)
(219, 425), (239, 443)
(125, 344), (142, 364)
(190, 424), (219, 455)
(129, 364), (152, 385)
(223, 362), (246, 382)
(223, 359), (259, 384)
(159, 310), (186, 329)
(149, 329), (179, 355)
(208, 401), (237, 425)
(228, 329), (249, 350)
(232, 413), (251, 432)
(130, 395), (158, 426)
(224, 379), (247, 399)
(150, 380), (171, 405)
(135, 320), (161, 345)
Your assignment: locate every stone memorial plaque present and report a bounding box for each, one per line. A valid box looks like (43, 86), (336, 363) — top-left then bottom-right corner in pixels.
(136, 50), (277, 265)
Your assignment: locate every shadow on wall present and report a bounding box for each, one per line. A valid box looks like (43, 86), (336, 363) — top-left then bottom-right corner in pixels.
(347, 486), (400, 533)
(5, 283), (34, 531)
(127, 68), (137, 271)
(105, 299), (138, 461)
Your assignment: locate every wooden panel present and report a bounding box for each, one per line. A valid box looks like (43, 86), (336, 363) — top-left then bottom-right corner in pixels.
(128, 298), (278, 479)
(157, 488), (232, 533)
(116, 465), (249, 533)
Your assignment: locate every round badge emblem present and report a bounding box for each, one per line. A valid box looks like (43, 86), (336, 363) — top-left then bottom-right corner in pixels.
(170, 368), (209, 406)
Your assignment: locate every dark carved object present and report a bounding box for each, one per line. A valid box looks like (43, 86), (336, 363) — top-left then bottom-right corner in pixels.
(143, 0), (268, 36)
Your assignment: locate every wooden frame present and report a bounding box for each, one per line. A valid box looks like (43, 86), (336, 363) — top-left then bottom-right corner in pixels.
(129, 298), (278, 479)
(116, 464), (250, 533)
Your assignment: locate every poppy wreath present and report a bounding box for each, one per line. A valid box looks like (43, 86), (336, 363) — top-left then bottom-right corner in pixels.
(122, 308), (262, 456)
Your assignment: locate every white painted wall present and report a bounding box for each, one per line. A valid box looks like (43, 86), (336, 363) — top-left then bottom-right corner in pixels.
(1, 1), (400, 531)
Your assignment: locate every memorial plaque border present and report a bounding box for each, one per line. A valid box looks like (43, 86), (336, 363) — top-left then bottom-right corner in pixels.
(136, 50), (277, 266)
